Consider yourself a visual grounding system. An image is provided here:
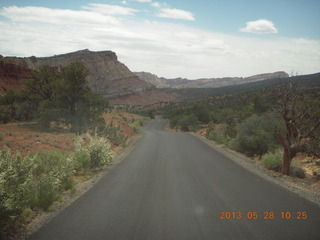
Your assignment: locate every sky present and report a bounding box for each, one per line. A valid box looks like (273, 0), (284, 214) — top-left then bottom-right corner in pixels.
(0, 0), (319, 79)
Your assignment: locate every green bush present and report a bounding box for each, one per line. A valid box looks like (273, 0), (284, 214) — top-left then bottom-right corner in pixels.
(206, 122), (236, 145)
(262, 153), (282, 171)
(22, 151), (74, 211)
(179, 114), (199, 131)
(74, 134), (114, 171)
(206, 123), (228, 145)
(25, 172), (60, 211)
(0, 147), (75, 229)
(73, 150), (90, 173)
(104, 121), (128, 146)
(0, 134), (114, 233)
(129, 120), (142, 134)
(232, 114), (281, 157)
(0, 147), (30, 225)
(29, 151), (74, 191)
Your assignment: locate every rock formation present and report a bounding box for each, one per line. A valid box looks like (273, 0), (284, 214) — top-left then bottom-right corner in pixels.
(135, 71), (289, 89)
(0, 55), (33, 96)
(38, 50), (154, 97)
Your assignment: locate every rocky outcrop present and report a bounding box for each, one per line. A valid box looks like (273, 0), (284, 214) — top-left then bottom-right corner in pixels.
(0, 50), (154, 99)
(0, 55), (33, 95)
(38, 50), (154, 97)
(135, 71), (289, 89)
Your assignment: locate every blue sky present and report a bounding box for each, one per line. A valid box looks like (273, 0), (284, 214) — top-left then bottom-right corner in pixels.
(0, 0), (319, 78)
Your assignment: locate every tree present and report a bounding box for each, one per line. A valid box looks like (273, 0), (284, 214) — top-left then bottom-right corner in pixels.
(59, 62), (108, 133)
(25, 65), (60, 102)
(179, 114), (198, 131)
(233, 114), (280, 157)
(59, 62), (89, 132)
(276, 77), (320, 175)
(12, 62), (109, 132)
(0, 90), (16, 123)
(192, 104), (210, 123)
(16, 65), (62, 122)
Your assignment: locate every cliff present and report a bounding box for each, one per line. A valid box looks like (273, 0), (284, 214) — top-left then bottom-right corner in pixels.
(37, 50), (154, 97)
(0, 50), (155, 100)
(0, 55), (33, 96)
(135, 71), (289, 89)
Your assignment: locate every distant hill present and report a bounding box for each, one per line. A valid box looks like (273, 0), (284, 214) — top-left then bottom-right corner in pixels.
(157, 72), (320, 103)
(134, 71), (289, 89)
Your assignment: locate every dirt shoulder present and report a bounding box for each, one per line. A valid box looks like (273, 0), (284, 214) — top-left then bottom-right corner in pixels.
(190, 132), (320, 207)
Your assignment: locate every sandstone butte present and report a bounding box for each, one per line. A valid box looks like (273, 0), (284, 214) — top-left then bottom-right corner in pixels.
(0, 49), (180, 105)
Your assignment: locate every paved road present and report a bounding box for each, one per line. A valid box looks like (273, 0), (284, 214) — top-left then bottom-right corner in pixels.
(28, 119), (320, 240)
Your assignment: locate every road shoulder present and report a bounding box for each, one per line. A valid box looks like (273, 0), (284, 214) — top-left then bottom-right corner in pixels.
(190, 132), (320, 207)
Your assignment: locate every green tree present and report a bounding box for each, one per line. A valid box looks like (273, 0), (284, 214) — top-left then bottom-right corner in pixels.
(233, 114), (281, 157)
(179, 114), (198, 131)
(0, 90), (16, 123)
(57, 62), (109, 133)
(15, 62), (108, 132)
(59, 62), (90, 132)
(276, 79), (320, 175)
(25, 65), (61, 102)
(192, 104), (210, 123)
(16, 65), (62, 122)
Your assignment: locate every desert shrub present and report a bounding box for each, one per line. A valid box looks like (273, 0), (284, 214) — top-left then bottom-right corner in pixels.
(289, 166), (306, 179)
(179, 114), (199, 131)
(206, 123), (228, 145)
(25, 172), (61, 211)
(23, 151), (74, 210)
(0, 147), (75, 226)
(262, 153), (282, 171)
(129, 120), (142, 134)
(232, 114), (281, 157)
(73, 150), (90, 173)
(29, 151), (74, 191)
(104, 121), (128, 146)
(0, 147), (30, 226)
(74, 134), (114, 171)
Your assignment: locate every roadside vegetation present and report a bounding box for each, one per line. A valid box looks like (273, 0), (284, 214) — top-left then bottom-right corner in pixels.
(163, 75), (320, 179)
(0, 62), (150, 238)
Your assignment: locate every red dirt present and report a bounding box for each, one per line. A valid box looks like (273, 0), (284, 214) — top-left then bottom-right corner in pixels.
(0, 123), (75, 156)
(0, 111), (145, 156)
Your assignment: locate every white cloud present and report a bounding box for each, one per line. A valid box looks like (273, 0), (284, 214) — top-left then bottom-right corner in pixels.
(240, 19), (278, 34)
(130, 0), (152, 3)
(151, 2), (161, 8)
(156, 8), (195, 21)
(0, 6), (119, 25)
(82, 3), (138, 16)
(0, 6), (319, 79)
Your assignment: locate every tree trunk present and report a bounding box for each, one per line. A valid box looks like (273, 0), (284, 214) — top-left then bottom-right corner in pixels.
(281, 147), (291, 175)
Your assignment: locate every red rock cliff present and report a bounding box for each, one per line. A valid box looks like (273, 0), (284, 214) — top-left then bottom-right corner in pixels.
(0, 56), (33, 95)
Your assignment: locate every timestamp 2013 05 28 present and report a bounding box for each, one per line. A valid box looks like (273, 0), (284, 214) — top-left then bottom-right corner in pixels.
(219, 211), (308, 220)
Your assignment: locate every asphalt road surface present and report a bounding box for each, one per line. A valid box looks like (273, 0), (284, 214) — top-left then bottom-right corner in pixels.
(28, 119), (320, 240)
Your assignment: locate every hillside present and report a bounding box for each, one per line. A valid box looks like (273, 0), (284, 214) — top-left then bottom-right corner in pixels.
(38, 50), (154, 98)
(135, 71), (289, 89)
